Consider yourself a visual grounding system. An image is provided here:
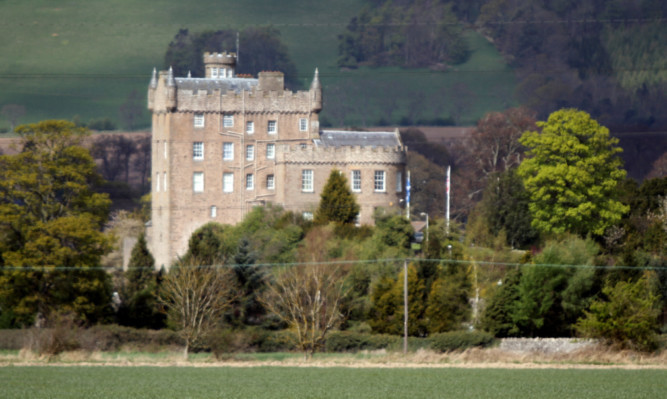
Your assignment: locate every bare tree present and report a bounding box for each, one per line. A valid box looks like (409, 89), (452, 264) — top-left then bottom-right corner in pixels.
(158, 260), (237, 359)
(469, 107), (536, 176)
(261, 263), (346, 358)
(260, 227), (347, 358)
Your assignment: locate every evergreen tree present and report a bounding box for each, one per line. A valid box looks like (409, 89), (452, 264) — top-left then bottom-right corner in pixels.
(119, 233), (165, 329)
(315, 170), (360, 225)
(230, 237), (264, 325)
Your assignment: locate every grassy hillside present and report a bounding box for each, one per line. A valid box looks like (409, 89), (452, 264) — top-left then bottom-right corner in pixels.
(0, 0), (515, 130)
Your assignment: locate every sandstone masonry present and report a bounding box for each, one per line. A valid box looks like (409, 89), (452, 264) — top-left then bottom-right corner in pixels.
(147, 52), (406, 268)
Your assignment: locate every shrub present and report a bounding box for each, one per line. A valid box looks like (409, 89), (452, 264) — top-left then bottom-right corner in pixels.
(23, 313), (82, 356)
(324, 331), (400, 352)
(576, 274), (660, 352)
(79, 324), (181, 352)
(0, 329), (25, 350)
(429, 330), (495, 352)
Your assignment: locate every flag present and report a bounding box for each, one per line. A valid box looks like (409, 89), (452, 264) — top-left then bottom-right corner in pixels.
(406, 172), (411, 204)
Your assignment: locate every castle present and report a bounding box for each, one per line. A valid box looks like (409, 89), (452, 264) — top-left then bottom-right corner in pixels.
(147, 52), (406, 268)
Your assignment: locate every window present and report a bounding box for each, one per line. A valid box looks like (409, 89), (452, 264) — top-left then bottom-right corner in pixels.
(396, 171), (403, 192)
(266, 174), (275, 190)
(211, 68), (218, 78)
(354, 213), (361, 227)
(163, 172), (167, 191)
(210, 206), (217, 218)
(266, 143), (275, 160)
(302, 212), (314, 221)
(223, 114), (234, 128)
(193, 172), (204, 193)
(164, 141), (167, 159)
(299, 118), (308, 132)
(194, 113), (204, 128)
(223, 172), (234, 193)
(156, 172), (160, 192)
(246, 145), (255, 161)
(268, 120), (277, 134)
(193, 142), (204, 160)
(351, 170), (361, 192)
(246, 121), (254, 134)
(223, 142), (234, 160)
(246, 174), (254, 190)
(302, 170), (313, 192)
(374, 170), (386, 192)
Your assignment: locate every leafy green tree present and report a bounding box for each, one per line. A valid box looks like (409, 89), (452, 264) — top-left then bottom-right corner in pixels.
(576, 273), (661, 351)
(510, 236), (602, 337)
(518, 109), (629, 237)
(315, 170), (360, 226)
(0, 120), (112, 326)
(181, 222), (234, 266)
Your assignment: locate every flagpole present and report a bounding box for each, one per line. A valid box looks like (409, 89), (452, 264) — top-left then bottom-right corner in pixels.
(406, 170), (411, 220)
(446, 165), (450, 235)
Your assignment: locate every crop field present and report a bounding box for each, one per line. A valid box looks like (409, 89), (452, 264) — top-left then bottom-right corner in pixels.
(1, 366), (665, 399)
(0, 0), (515, 130)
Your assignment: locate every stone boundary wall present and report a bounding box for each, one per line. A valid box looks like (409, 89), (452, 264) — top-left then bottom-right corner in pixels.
(499, 338), (598, 354)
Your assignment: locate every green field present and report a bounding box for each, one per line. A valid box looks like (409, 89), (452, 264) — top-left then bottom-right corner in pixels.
(1, 366), (665, 398)
(0, 0), (515, 130)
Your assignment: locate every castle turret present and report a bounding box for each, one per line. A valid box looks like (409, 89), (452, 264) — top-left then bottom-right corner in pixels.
(204, 52), (236, 78)
(310, 68), (322, 112)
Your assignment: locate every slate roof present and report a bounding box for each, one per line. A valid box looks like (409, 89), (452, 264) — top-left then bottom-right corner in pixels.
(175, 77), (258, 93)
(315, 130), (402, 148)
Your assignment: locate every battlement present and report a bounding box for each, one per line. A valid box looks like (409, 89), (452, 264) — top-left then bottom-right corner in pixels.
(278, 143), (406, 165)
(203, 52), (237, 65)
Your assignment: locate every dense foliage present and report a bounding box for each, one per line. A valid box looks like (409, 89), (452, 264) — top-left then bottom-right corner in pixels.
(0, 120), (112, 327)
(518, 109), (629, 237)
(338, 0), (469, 68)
(164, 27), (299, 88)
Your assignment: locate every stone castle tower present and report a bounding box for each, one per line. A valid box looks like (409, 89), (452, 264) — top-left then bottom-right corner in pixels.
(147, 52), (406, 268)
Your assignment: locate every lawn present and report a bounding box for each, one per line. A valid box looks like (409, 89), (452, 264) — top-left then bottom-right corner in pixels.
(0, 0), (515, 130)
(1, 366), (665, 398)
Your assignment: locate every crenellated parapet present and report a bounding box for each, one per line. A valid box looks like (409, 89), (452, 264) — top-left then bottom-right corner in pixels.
(277, 144), (406, 165)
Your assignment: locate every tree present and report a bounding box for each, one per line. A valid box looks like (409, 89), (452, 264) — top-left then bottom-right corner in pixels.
(0, 120), (112, 326)
(576, 273), (660, 351)
(472, 169), (539, 249)
(315, 170), (360, 225)
(368, 264), (426, 336)
(260, 227), (348, 358)
(118, 233), (165, 329)
(181, 222), (234, 266)
(517, 109), (629, 237)
(164, 27), (300, 88)
(158, 259), (237, 359)
(470, 107), (536, 177)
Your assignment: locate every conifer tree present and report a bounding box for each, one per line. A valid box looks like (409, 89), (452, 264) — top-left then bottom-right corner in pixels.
(315, 170), (360, 225)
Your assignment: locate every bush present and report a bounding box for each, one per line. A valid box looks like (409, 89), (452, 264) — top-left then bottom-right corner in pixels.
(0, 329), (25, 350)
(24, 313), (82, 356)
(576, 274), (660, 352)
(429, 330), (495, 352)
(324, 331), (401, 352)
(80, 324), (181, 352)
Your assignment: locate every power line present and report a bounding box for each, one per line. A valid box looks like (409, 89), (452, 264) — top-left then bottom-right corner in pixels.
(2, 257), (666, 272)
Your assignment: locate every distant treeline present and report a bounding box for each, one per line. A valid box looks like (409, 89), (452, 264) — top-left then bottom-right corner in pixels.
(339, 0), (667, 131)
